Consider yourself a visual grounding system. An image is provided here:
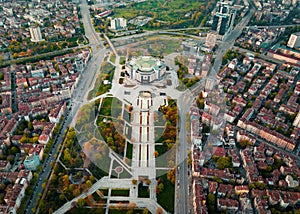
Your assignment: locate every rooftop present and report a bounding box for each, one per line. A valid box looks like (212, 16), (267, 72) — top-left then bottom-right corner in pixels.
(129, 56), (163, 73)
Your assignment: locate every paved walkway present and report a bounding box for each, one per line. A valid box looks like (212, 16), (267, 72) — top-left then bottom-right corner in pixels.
(53, 176), (167, 214)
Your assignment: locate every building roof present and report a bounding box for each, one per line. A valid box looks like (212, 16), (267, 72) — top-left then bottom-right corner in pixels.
(128, 56), (164, 73)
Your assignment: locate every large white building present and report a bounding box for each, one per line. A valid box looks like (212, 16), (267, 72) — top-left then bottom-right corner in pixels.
(126, 56), (166, 83)
(110, 18), (127, 30)
(29, 26), (44, 42)
(287, 32), (300, 49)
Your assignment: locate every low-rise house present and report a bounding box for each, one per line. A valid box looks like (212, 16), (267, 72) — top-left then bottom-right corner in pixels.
(4, 184), (25, 213)
(218, 183), (234, 197)
(0, 160), (11, 171)
(235, 185), (249, 195)
(208, 181), (218, 194)
(48, 102), (66, 123)
(217, 198), (239, 212)
(285, 175), (299, 188)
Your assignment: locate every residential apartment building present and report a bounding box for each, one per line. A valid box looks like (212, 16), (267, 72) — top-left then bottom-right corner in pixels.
(287, 32), (300, 49)
(29, 26), (44, 42)
(110, 18), (127, 30)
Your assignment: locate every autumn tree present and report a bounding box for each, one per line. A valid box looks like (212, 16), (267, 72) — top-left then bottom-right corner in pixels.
(156, 207), (163, 214)
(132, 179), (137, 185)
(167, 169), (176, 184)
(73, 188), (80, 197)
(145, 179), (151, 185)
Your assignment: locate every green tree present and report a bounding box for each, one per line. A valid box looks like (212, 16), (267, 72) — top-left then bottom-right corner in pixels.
(273, 157), (283, 170)
(77, 198), (85, 207)
(217, 157), (232, 170)
(237, 140), (252, 149)
(9, 146), (19, 155)
(197, 98), (205, 109)
(28, 122), (33, 131)
(0, 194), (4, 204)
(7, 155), (14, 163)
(59, 194), (65, 201)
(69, 184), (75, 192)
(202, 123), (210, 133)
(207, 193), (216, 213)
(86, 180), (92, 188)
(156, 183), (164, 194)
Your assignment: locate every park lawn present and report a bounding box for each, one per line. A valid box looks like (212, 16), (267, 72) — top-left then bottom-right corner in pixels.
(155, 127), (165, 143)
(99, 97), (113, 116)
(91, 192), (107, 203)
(138, 182), (150, 198)
(120, 56), (126, 65)
(111, 189), (130, 197)
(87, 149), (111, 178)
(110, 53), (116, 64)
(87, 61), (115, 100)
(126, 142), (133, 159)
(154, 110), (166, 126)
(123, 109), (131, 123)
(138, 37), (182, 56)
(127, 36), (183, 57)
(113, 0), (205, 23)
(157, 173), (175, 213)
(155, 144), (168, 156)
(111, 160), (131, 179)
(155, 144), (171, 168)
(110, 98), (123, 118)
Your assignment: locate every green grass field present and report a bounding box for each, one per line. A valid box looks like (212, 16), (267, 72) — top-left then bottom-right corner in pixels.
(87, 61), (115, 100)
(157, 173), (175, 213)
(111, 189), (130, 197)
(132, 37), (182, 57)
(113, 0), (216, 29)
(126, 142), (133, 159)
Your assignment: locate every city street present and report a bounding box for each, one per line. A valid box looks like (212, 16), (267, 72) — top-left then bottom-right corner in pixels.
(25, 0), (105, 213)
(175, 2), (256, 214)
